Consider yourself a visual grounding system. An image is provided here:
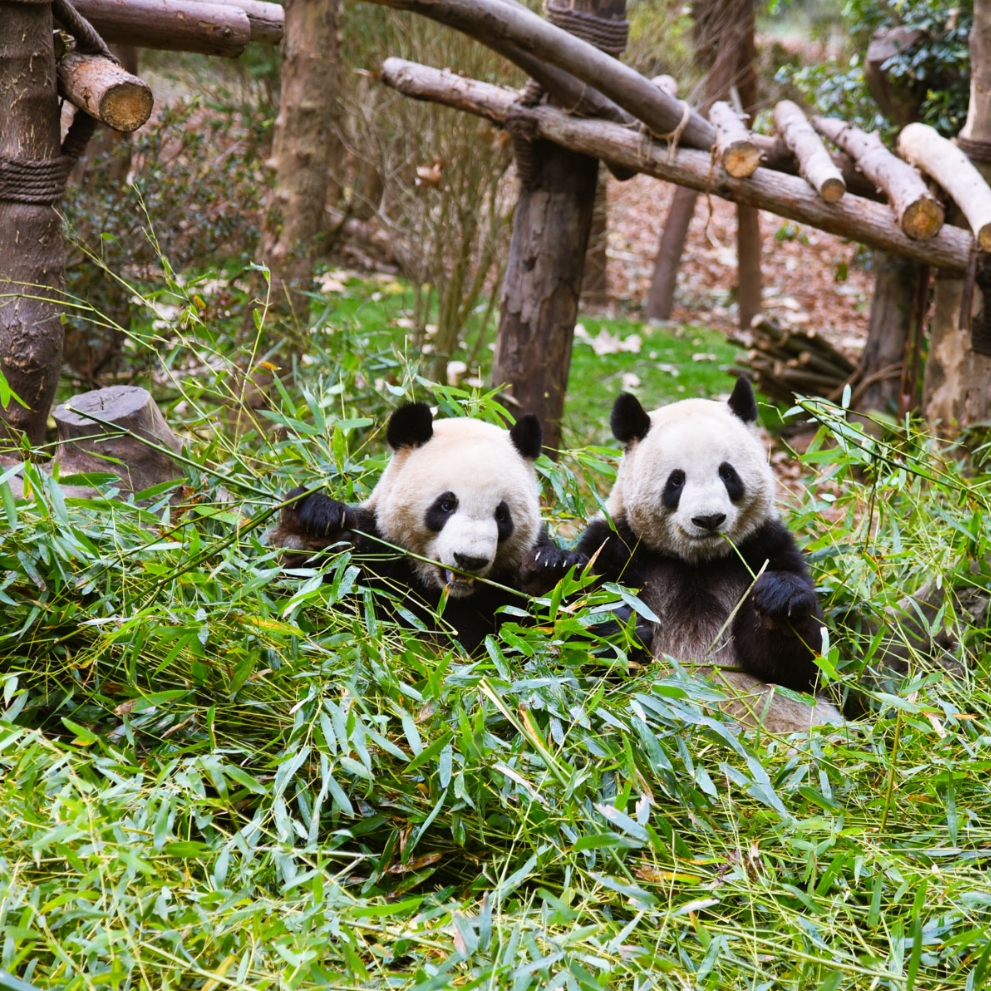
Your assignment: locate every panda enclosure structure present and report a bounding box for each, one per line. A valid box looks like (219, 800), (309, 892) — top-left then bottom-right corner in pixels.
(372, 0), (991, 439)
(2, 0), (991, 456)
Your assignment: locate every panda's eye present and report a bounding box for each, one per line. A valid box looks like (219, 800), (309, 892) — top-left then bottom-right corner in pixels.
(425, 491), (458, 531)
(662, 469), (685, 510)
(495, 500), (515, 541)
(718, 462), (744, 501)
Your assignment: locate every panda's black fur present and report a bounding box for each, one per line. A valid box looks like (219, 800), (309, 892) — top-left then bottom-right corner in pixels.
(270, 402), (554, 653)
(521, 377), (824, 694)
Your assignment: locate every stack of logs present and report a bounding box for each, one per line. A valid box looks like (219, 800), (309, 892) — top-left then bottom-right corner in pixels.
(730, 317), (857, 405)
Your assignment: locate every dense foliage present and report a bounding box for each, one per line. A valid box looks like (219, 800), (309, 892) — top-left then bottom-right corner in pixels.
(780, 0), (972, 136)
(1, 275), (990, 990)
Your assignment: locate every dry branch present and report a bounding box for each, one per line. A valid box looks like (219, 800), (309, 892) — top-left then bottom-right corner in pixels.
(898, 122), (991, 251)
(366, 0), (716, 149)
(814, 116), (943, 240)
(380, 59), (973, 274)
(773, 100), (846, 202)
(57, 52), (153, 132)
(68, 0), (277, 57)
(709, 101), (761, 178)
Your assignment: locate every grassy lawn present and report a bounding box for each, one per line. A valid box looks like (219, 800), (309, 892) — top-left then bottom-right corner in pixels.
(1, 273), (989, 990)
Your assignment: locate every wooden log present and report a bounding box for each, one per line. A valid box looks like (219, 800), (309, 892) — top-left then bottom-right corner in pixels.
(773, 100), (846, 202)
(69, 0), (253, 58)
(752, 133), (877, 199)
(365, 0), (716, 150)
(53, 385), (183, 493)
(897, 122), (991, 252)
(709, 101), (761, 178)
(209, 0), (284, 44)
(813, 116), (943, 240)
(379, 60), (973, 274)
(57, 52), (153, 132)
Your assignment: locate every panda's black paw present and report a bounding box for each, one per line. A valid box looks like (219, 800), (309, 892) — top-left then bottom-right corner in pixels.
(752, 571), (819, 619)
(268, 488), (357, 559)
(517, 546), (588, 595)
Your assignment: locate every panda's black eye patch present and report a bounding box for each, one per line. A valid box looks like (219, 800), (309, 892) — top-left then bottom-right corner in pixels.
(719, 462), (744, 501)
(425, 491), (458, 531)
(495, 500), (514, 542)
(662, 469), (686, 510)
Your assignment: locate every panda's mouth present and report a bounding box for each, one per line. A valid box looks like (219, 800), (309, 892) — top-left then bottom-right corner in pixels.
(442, 568), (477, 596)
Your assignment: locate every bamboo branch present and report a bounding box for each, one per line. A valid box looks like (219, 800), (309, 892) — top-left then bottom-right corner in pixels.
(379, 59), (972, 273)
(898, 122), (991, 251)
(814, 116), (944, 240)
(57, 52), (154, 132)
(709, 101), (761, 178)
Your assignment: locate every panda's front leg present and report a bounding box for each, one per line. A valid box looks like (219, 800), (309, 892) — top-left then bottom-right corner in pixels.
(735, 571), (824, 693)
(269, 486), (362, 562)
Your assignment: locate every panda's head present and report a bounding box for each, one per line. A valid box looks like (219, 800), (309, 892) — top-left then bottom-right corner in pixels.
(605, 377), (776, 563)
(366, 402), (543, 597)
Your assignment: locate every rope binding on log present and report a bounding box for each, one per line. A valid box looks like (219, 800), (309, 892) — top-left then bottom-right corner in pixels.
(0, 0), (109, 206)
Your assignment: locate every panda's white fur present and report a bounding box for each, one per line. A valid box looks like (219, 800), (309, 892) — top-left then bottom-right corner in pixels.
(367, 417), (542, 597)
(606, 396), (776, 565)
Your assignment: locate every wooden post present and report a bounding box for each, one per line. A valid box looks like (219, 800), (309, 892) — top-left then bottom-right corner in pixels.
(921, 0), (991, 430)
(734, 0), (761, 330)
(491, 0), (625, 454)
(0, 0), (66, 445)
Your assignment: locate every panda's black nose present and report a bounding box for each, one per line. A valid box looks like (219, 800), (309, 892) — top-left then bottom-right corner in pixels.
(454, 553), (490, 573)
(692, 513), (726, 532)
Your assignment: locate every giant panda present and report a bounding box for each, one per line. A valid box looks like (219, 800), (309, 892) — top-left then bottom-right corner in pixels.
(269, 401), (553, 652)
(521, 376), (843, 732)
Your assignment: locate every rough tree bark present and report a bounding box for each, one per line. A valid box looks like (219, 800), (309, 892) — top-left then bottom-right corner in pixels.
(259, 0), (343, 336)
(0, 1), (65, 445)
(923, 0), (991, 430)
(492, 0), (624, 454)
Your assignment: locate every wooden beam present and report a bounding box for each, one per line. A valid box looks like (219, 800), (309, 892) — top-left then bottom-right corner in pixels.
(898, 122), (991, 251)
(57, 52), (153, 132)
(367, 0), (716, 149)
(379, 59), (973, 274)
(709, 100), (761, 178)
(66, 0), (285, 57)
(773, 100), (846, 202)
(814, 116), (944, 241)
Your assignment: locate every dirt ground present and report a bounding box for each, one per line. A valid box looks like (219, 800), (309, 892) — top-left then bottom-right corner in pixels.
(604, 173), (874, 356)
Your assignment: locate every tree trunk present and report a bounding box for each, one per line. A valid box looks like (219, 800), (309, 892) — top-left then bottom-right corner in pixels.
(923, 0), (991, 431)
(491, 0), (626, 454)
(0, 1), (65, 445)
(857, 253), (919, 414)
(259, 0), (343, 335)
(735, 0), (761, 330)
(644, 0), (751, 322)
(582, 166), (609, 306)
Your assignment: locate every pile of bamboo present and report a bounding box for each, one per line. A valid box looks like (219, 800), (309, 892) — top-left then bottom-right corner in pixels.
(730, 317), (858, 404)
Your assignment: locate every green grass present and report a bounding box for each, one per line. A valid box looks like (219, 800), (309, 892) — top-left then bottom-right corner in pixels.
(1, 272), (990, 990)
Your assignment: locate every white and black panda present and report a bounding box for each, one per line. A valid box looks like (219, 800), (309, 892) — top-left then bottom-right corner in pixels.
(522, 376), (842, 731)
(269, 401), (553, 652)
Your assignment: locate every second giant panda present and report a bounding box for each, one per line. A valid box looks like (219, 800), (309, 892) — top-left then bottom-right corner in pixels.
(522, 377), (843, 732)
(269, 401), (553, 652)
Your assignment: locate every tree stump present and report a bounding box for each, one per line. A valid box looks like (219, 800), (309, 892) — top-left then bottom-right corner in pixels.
(54, 385), (182, 493)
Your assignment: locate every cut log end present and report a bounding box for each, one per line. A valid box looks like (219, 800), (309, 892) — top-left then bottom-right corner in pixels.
(723, 141), (762, 178)
(820, 176), (846, 202)
(901, 197), (945, 241)
(100, 81), (155, 132)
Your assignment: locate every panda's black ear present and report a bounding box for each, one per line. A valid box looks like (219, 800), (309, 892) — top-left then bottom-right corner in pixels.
(728, 375), (759, 424)
(510, 413), (542, 460)
(611, 393), (651, 444)
(387, 402), (434, 450)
